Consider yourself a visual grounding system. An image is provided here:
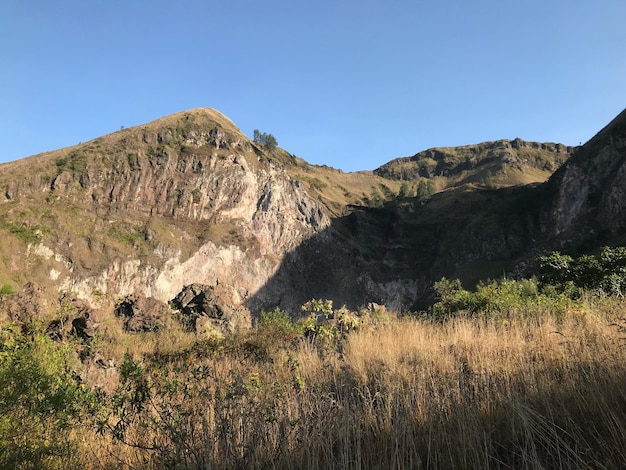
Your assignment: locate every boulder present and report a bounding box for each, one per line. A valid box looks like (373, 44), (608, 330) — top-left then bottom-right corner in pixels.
(171, 283), (251, 334)
(53, 292), (100, 341)
(115, 294), (169, 332)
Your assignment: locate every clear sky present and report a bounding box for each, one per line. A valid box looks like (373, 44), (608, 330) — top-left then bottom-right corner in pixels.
(2, 1), (625, 172)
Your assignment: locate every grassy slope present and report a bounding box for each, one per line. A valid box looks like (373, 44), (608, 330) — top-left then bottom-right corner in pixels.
(374, 139), (572, 190)
(50, 296), (626, 469)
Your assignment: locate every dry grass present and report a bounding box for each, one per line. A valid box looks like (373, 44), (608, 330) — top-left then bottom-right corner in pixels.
(74, 297), (626, 469)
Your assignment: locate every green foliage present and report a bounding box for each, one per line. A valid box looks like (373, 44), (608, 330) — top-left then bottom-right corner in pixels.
(127, 152), (140, 170)
(365, 187), (385, 208)
(0, 283), (14, 302)
(191, 187), (201, 204)
(0, 325), (91, 469)
(378, 183), (394, 199)
(298, 300), (366, 347)
(258, 307), (299, 339)
(301, 298), (334, 319)
(101, 354), (151, 442)
(416, 179), (435, 204)
(99, 347), (302, 468)
(54, 151), (87, 177)
(538, 246), (626, 296)
(0, 218), (43, 243)
(253, 129), (278, 150)
(431, 278), (478, 317)
(300, 300), (335, 338)
(107, 222), (147, 248)
(431, 277), (572, 319)
(398, 182), (410, 198)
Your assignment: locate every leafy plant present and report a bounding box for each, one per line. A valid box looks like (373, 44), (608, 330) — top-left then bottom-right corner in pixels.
(253, 129), (278, 150)
(258, 307), (300, 340)
(431, 277), (572, 318)
(416, 179), (434, 204)
(538, 246), (626, 296)
(0, 325), (92, 469)
(0, 283), (14, 303)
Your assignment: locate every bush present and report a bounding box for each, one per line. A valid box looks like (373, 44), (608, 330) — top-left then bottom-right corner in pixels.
(0, 325), (92, 469)
(258, 307), (299, 340)
(416, 179), (434, 204)
(538, 246), (626, 296)
(431, 277), (572, 318)
(0, 283), (14, 302)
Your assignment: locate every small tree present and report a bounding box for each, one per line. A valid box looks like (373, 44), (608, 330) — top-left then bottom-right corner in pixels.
(416, 179), (434, 205)
(398, 182), (410, 199)
(253, 129), (278, 150)
(538, 246), (626, 296)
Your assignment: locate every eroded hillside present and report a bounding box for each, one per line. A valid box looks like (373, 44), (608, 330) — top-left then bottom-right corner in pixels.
(2, 106), (625, 318)
(0, 109), (330, 313)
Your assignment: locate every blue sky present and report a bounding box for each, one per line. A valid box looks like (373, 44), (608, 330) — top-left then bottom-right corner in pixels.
(2, 1), (625, 172)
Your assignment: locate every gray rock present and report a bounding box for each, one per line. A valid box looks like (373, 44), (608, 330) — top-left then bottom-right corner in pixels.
(115, 294), (168, 332)
(171, 283), (250, 334)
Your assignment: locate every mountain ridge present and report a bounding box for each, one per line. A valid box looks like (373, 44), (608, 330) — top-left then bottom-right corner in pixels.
(0, 106), (623, 321)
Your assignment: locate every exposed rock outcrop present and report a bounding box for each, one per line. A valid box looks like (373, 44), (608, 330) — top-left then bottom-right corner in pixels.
(114, 294), (169, 332)
(2, 106), (626, 319)
(543, 108), (626, 243)
(3, 282), (47, 323)
(2, 108), (329, 314)
(171, 283), (251, 334)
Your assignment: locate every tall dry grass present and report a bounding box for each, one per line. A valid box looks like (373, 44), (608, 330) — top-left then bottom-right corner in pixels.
(81, 298), (626, 469)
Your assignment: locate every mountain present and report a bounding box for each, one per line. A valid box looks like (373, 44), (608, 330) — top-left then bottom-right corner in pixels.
(374, 138), (573, 189)
(1, 106), (624, 321)
(0, 109), (330, 315)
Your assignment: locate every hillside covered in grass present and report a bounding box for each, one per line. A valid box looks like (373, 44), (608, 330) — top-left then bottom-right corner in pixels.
(2, 258), (626, 469)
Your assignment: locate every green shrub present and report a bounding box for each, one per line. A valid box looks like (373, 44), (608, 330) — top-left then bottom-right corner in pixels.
(538, 246), (626, 296)
(416, 179), (434, 204)
(0, 283), (14, 302)
(258, 307), (299, 339)
(0, 325), (91, 469)
(431, 277), (572, 318)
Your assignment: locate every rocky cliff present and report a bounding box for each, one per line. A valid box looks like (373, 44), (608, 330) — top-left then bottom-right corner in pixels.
(1, 106), (625, 320)
(542, 108), (626, 245)
(0, 109), (329, 314)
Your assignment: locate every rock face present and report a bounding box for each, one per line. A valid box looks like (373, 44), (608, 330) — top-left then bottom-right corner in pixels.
(0, 108), (329, 318)
(1, 106), (625, 319)
(543, 108), (626, 243)
(171, 283), (250, 334)
(114, 294), (169, 333)
(3, 282), (47, 323)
